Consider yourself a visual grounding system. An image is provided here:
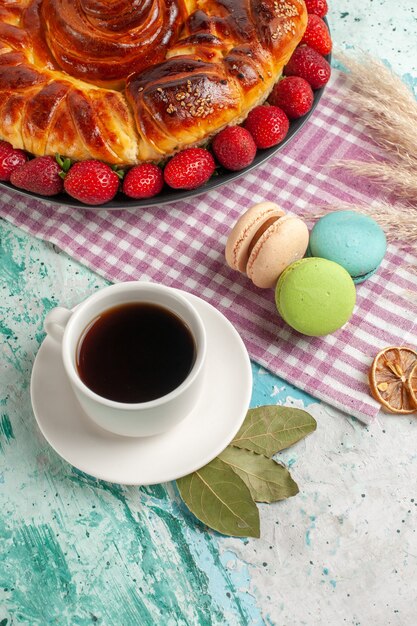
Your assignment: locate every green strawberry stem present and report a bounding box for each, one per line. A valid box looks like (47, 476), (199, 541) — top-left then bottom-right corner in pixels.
(55, 153), (72, 175)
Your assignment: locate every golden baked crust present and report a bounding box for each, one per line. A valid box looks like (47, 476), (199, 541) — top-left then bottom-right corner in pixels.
(0, 0), (307, 164)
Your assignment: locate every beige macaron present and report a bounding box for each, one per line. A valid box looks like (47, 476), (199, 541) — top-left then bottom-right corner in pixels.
(225, 202), (309, 288)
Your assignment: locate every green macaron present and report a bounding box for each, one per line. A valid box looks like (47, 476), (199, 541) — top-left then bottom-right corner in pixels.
(275, 258), (356, 336)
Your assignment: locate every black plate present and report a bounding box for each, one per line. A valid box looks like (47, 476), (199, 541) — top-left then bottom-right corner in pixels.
(0, 51), (331, 211)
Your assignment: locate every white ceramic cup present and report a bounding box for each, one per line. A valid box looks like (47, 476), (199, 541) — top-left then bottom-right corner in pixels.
(44, 281), (206, 437)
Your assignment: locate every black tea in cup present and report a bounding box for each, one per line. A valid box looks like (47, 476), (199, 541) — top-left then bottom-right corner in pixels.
(76, 302), (196, 403)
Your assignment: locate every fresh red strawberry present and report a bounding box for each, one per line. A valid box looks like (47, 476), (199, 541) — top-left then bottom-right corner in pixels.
(243, 105), (289, 149)
(164, 148), (215, 190)
(212, 126), (257, 171)
(304, 0), (328, 17)
(10, 156), (63, 195)
(0, 140), (28, 181)
(123, 163), (164, 199)
(64, 160), (120, 205)
(284, 45), (331, 90)
(301, 14), (332, 56)
(269, 76), (314, 119)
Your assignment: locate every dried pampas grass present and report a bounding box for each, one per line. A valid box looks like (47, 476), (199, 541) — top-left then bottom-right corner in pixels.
(335, 53), (417, 205)
(295, 55), (417, 259)
(335, 159), (417, 204)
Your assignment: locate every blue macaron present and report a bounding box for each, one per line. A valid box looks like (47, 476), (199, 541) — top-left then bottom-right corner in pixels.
(307, 210), (387, 284)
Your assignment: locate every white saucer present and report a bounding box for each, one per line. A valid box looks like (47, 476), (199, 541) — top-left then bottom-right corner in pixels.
(30, 292), (252, 485)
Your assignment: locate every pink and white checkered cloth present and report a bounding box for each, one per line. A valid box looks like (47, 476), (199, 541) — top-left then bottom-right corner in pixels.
(1, 70), (416, 424)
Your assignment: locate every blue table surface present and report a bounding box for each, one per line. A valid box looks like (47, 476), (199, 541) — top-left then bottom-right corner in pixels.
(1, 2), (417, 625)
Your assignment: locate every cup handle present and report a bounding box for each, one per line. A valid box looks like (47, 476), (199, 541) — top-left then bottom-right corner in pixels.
(44, 307), (72, 342)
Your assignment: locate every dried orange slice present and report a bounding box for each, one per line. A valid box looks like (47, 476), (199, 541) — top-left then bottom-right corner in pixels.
(407, 361), (417, 410)
(369, 346), (417, 414)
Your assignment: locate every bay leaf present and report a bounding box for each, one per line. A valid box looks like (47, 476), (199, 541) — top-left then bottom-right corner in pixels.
(177, 457), (260, 538)
(231, 405), (316, 456)
(219, 446), (299, 503)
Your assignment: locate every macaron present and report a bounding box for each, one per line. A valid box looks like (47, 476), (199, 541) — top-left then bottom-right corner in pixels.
(275, 257), (356, 336)
(225, 202), (309, 288)
(308, 210), (387, 284)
